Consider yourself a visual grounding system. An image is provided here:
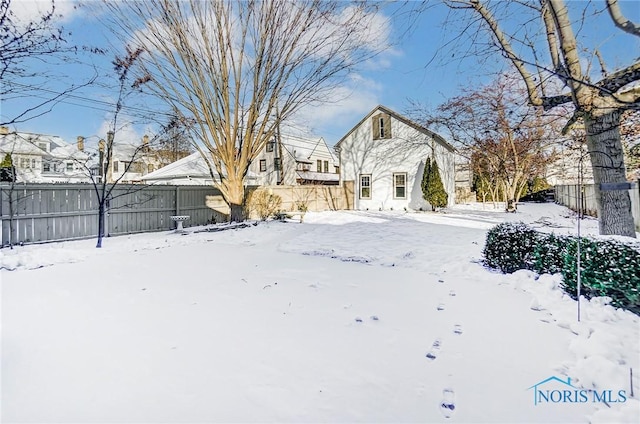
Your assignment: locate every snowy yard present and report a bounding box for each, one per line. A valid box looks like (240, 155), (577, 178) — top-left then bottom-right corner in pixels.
(1, 203), (638, 423)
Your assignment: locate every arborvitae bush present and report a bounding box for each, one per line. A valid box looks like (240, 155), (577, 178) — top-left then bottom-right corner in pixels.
(562, 238), (640, 313)
(533, 233), (569, 275)
(482, 222), (540, 273)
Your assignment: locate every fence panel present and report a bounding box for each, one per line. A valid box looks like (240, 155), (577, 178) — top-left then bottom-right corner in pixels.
(555, 182), (640, 231)
(0, 183), (224, 245)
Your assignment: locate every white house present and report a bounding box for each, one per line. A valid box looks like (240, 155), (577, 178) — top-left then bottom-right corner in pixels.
(335, 105), (456, 211)
(0, 127), (92, 183)
(249, 133), (339, 186)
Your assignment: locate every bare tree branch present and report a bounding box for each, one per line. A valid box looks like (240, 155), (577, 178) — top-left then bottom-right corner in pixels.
(605, 0), (640, 37)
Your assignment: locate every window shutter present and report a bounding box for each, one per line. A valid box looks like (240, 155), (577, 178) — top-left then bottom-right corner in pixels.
(372, 114), (380, 140)
(383, 114), (391, 138)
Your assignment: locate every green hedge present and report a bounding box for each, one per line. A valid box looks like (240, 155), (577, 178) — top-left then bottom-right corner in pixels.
(483, 222), (540, 273)
(483, 223), (640, 315)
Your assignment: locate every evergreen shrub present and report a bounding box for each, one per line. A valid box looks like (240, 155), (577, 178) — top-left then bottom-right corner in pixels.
(482, 222), (540, 273)
(532, 233), (569, 275)
(562, 237), (640, 313)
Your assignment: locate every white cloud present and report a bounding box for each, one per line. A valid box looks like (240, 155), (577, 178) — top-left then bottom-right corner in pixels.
(9, 0), (79, 25)
(286, 74), (383, 142)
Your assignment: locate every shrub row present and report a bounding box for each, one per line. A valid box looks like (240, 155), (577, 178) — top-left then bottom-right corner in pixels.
(482, 222), (640, 314)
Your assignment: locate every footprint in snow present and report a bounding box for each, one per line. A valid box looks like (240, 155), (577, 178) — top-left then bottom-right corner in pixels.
(426, 339), (441, 360)
(437, 303), (445, 311)
(449, 290), (456, 297)
(453, 324), (463, 335)
(440, 388), (456, 418)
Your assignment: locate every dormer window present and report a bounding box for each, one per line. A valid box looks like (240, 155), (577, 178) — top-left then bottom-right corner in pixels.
(372, 113), (391, 140)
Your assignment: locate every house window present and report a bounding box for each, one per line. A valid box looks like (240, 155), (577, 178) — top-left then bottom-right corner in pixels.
(323, 160), (329, 173)
(359, 174), (371, 199)
(31, 158), (36, 169)
(147, 164), (154, 173)
(38, 142), (47, 151)
(66, 162), (73, 172)
(266, 141), (275, 152)
(393, 172), (407, 199)
(274, 158), (281, 170)
(372, 113), (391, 140)
(43, 162), (50, 172)
(335, 166), (340, 174)
(317, 160), (322, 172)
(113, 161), (119, 172)
(259, 159), (267, 172)
(20, 158), (29, 169)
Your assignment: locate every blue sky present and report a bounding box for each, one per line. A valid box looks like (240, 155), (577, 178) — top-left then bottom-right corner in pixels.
(2, 0), (639, 149)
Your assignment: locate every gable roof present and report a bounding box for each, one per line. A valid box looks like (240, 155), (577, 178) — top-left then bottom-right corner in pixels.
(142, 152), (212, 180)
(141, 152), (258, 182)
(279, 134), (337, 165)
(335, 105), (456, 153)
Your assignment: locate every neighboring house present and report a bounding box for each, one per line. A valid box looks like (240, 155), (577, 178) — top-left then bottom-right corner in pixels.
(0, 127), (92, 183)
(335, 105), (456, 210)
(104, 136), (165, 184)
(249, 133), (339, 186)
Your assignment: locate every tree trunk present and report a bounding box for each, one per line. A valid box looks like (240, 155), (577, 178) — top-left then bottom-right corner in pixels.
(96, 203), (105, 248)
(585, 110), (636, 238)
(224, 176), (246, 222)
(230, 203), (244, 222)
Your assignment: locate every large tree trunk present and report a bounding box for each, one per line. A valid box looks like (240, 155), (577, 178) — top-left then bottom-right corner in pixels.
(223, 175), (246, 222)
(585, 110), (636, 237)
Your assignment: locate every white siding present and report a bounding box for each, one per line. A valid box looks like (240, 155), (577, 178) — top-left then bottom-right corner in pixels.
(339, 108), (455, 210)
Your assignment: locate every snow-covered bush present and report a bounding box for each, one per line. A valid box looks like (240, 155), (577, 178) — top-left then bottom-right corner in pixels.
(484, 223), (640, 315)
(562, 237), (640, 314)
(532, 233), (569, 275)
(482, 222), (540, 273)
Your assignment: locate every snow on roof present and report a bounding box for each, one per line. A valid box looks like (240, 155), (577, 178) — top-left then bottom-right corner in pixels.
(142, 152), (258, 181)
(296, 170), (339, 182)
(142, 152), (212, 180)
(279, 134), (335, 164)
(0, 131), (92, 161)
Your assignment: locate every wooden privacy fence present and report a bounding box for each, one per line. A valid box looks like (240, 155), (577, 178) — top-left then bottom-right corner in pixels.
(555, 182), (640, 231)
(0, 184), (226, 245)
(247, 182), (354, 217)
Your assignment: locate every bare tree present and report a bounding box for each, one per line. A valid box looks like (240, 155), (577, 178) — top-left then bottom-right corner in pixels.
(414, 74), (559, 211)
(72, 48), (182, 248)
(100, 0), (387, 221)
(154, 114), (194, 166)
(441, 0), (639, 237)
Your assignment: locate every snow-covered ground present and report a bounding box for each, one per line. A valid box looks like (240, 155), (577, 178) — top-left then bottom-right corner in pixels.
(1, 202), (638, 423)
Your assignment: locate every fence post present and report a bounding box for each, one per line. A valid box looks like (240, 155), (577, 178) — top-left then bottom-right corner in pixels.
(176, 185), (181, 216)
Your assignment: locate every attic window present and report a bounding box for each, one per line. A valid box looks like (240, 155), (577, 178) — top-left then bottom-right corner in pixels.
(372, 113), (391, 140)
(266, 141), (275, 153)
